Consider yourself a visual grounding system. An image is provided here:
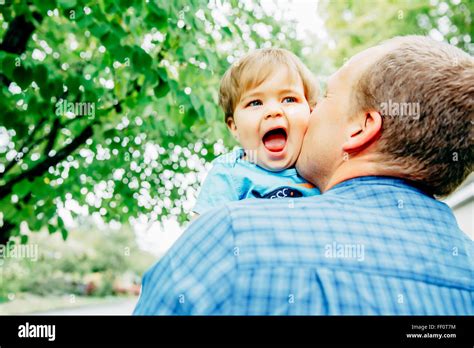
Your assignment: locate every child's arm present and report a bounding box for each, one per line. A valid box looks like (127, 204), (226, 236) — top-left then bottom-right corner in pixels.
(192, 161), (240, 215)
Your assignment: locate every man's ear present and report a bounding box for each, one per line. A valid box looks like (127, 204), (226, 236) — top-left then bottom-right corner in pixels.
(226, 116), (239, 141)
(342, 111), (382, 153)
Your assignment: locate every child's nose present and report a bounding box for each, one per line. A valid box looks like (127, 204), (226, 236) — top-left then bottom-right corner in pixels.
(264, 103), (283, 119)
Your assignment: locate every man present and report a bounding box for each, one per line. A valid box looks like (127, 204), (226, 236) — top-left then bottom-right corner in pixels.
(134, 36), (473, 315)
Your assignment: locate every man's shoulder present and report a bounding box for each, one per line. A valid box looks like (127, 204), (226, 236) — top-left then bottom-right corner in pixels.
(224, 195), (331, 236)
(190, 204), (234, 234)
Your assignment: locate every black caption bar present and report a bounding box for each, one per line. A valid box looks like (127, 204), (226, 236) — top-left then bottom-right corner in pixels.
(0, 316), (472, 346)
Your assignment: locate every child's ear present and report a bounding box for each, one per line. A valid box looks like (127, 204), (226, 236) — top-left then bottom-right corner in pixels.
(226, 116), (239, 141)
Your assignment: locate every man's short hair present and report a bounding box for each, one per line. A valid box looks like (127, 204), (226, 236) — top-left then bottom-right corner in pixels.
(354, 35), (473, 197)
(219, 48), (319, 122)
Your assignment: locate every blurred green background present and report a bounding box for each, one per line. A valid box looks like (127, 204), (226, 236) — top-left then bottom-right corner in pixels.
(0, 0), (472, 312)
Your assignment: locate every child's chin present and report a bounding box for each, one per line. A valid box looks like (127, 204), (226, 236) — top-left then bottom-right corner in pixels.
(259, 156), (294, 172)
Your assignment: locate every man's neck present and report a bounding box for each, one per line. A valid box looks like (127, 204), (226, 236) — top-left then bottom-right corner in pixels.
(318, 157), (396, 193)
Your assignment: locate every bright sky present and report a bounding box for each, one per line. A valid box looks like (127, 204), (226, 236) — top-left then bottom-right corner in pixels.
(267, 0), (327, 41)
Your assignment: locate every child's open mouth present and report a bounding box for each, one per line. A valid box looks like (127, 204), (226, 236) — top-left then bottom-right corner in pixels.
(262, 127), (287, 153)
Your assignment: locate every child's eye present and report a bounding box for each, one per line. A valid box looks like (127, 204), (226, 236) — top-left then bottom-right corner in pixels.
(282, 97), (297, 103)
(246, 100), (262, 107)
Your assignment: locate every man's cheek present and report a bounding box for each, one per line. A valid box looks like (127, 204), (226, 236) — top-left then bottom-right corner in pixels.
(299, 121), (310, 136)
(303, 116), (318, 138)
(304, 126), (308, 136)
(293, 114), (310, 134)
(302, 116), (311, 135)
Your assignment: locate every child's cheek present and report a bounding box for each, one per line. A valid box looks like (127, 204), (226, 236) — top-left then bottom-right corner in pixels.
(299, 110), (311, 127)
(240, 125), (260, 148)
(299, 115), (310, 136)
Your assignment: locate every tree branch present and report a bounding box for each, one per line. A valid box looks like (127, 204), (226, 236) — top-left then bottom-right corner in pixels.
(0, 220), (15, 246)
(0, 117), (47, 179)
(0, 14), (37, 54)
(0, 13), (43, 87)
(43, 117), (60, 156)
(0, 124), (94, 200)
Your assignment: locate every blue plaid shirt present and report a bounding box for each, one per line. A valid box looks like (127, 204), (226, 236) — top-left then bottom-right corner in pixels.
(134, 176), (474, 315)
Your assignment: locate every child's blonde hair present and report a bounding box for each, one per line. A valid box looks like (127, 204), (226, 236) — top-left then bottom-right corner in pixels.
(219, 48), (319, 122)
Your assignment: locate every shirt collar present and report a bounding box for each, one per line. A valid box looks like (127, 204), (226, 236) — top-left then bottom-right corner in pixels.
(326, 176), (434, 197)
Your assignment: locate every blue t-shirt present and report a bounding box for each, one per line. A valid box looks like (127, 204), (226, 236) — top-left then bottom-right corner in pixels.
(193, 148), (320, 214)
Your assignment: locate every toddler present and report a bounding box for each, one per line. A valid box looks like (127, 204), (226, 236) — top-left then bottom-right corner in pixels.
(193, 48), (320, 215)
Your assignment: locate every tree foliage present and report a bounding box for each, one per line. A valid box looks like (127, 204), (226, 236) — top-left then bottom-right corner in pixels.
(0, 0), (304, 243)
(1, 0), (471, 245)
(321, 0), (473, 67)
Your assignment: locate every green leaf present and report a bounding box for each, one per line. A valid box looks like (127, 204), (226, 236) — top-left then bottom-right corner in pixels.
(2, 56), (17, 81)
(183, 107), (198, 127)
(101, 32), (121, 49)
(46, 80), (63, 100)
(2, 200), (18, 221)
(13, 180), (33, 199)
(132, 48), (152, 73)
(203, 101), (218, 122)
(48, 224), (56, 234)
(204, 51), (218, 69)
(34, 65), (48, 89)
(77, 13), (94, 28)
(183, 43), (198, 58)
(154, 78), (170, 98)
(60, 226), (68, 241)
(114, 73), (129, 99)
(222, 26), (232, 36)
(26, 96), (41, 115)
(58, 0), (77, 9)
(110, 22), (128, 39)
(31, 177), (50, 197)
(66, 75), (80, 95)
(190, 94), (201, 113)
(118, 0), (134, 10)
(144, 70), (159, 87)
(35, 0), (59, 14)
(13, 66), (33, 89)
(44, 205), (57, 221)
(110, 45), (130, 62)
(32, 217), (43, 231)
(192, 17), (205, 32)
(146, 10), (168, 31)
(89, 21), (110, 38)
(149, 1), (168, 31)
(58, 216), (68, 240)
(156, 67), (168, 81)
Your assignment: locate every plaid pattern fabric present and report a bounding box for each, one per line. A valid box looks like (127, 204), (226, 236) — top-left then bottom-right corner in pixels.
(134, 176), (474, 315)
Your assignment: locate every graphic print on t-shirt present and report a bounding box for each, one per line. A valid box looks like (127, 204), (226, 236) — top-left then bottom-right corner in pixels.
(251, 186), (303, 199)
